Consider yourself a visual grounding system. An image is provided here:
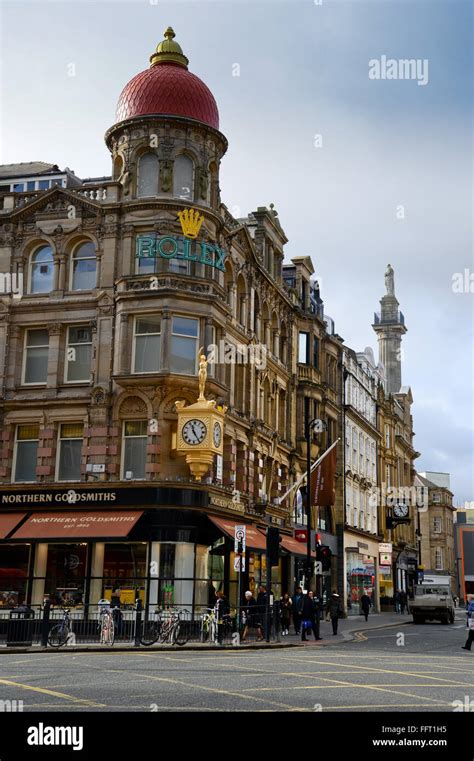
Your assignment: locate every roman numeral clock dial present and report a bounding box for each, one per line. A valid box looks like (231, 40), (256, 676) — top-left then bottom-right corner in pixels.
(182, 419), (207, 445)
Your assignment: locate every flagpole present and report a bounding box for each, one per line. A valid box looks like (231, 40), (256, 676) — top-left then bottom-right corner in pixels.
(276, 438), (340, 507)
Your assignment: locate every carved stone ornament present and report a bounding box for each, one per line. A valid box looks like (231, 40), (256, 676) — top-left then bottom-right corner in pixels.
(48, 323), (62, 336)
(91, 386), (109, 406)
(119, 395), (147, 416)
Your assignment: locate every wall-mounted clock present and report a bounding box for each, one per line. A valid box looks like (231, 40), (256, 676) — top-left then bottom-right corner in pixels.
(213, 421), (222, 448)
(182, 419), (207, 445)
(393, 503), (409, 518)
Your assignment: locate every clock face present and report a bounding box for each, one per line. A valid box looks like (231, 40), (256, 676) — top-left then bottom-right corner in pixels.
(213, 422), (222, 448)
(393, 503), (409, 518)
(182, 419), (207, 445)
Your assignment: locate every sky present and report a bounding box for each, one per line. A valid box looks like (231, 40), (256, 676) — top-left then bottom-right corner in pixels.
(1, 0), (473, 504)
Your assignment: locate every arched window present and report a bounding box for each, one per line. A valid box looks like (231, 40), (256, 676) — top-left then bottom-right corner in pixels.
(173, 155), (194, 200)
(137, 153), (159, 197)
(71, 242), (97, 290)
(30, 245), (54, 293)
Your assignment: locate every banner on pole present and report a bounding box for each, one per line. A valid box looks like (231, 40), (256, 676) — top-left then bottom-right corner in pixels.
(310, 445), (337, 506)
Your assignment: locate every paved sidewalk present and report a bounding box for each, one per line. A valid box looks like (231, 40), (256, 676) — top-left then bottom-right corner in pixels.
(0, 612), (412, 654)
(286, 611), (412, 647)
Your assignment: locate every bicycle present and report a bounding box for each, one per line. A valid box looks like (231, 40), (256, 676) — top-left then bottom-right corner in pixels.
(140, 607), (189, 646)
(99, 607), (115, 646)
(200, 608), (217, 643)
(47, 608), (72, 648)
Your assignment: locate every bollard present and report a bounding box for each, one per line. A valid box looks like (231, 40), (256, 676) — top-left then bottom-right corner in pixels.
(41, 600), (51, 647)
(134, 598), (143, 647)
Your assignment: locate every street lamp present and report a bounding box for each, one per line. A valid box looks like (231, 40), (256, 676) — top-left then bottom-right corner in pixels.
(304, 397), (326, 588)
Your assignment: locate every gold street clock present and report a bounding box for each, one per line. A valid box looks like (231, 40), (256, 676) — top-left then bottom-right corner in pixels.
(175, 348), (226, 481)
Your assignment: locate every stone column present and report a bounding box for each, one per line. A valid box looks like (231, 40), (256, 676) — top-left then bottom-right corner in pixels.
(273, 329), (280, 358)
(118, 314), (130, 375)
(52, 256), (60, 291)
(58, 256), (66, 291)
(161, 309), (170, 373)
(90, 543), (105, 605)
(47, 323), (62, 389)
(31, 544), (48, 605)
(264, 321), (271, 350)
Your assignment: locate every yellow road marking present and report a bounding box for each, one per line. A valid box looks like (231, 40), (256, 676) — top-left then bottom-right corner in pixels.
(105, 668), (310, 712)
(281, 655), (465, 686)
(0, 677), (106, 708)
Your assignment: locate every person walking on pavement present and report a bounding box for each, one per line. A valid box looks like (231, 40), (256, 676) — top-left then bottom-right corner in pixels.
(326, 591), (342, 635)
(465, 595), (474, 627)
(242, 591), (263, 642)
(394, 590), (401, 614)
(462, 596), (474, 651)
(293, 586), (304, 635)
(400, 591), (407, 615)
(214, 590), (230, 645)
(256, 585), (267, 637)
(360, 592), (371, 622)
(301, 590), (322, 642)
(280, 593), (292, 635)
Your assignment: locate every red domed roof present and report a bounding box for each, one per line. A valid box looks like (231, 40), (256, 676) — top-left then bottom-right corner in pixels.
(115, 28), (219, 130)
(115, 64), (219, 130)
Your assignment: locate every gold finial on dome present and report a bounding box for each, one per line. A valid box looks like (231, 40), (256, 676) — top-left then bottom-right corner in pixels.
(150, 27), (189, 69)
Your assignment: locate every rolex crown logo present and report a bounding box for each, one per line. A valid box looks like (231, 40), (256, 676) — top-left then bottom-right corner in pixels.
(178, 208), (204, 239)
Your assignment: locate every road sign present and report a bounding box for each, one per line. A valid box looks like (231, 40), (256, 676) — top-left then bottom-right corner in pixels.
(234, 555), (245, 572)
(314, 561), (322, 575)
(294, 529), (308, 543)
(234, 525), (246, 553)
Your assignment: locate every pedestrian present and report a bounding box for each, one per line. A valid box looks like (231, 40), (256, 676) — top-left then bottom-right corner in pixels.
(280, 593), (292, 635)
(326, 591), (342, 635)
(301, 590), (322, 642)
(257, 585), (267, 636)
(462, 597), (474, 651)
(394, 591), (401, 614)
(360, 592), (371, 622)
(400, 591), (407, 615)
(214, 590), (230, 645)
(293, 586), (304, 635)
(241, 591), (263, 642)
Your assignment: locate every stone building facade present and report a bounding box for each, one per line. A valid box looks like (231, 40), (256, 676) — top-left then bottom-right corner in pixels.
(0, 29), (342, 611)
(415, 472), (456, 593)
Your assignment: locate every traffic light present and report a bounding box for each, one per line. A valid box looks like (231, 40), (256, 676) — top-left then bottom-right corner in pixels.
(267, 527), (281, 566)
(320, 546), (332, 572)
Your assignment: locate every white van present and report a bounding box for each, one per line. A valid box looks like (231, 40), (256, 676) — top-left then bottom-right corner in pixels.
(411, 573), (455, 624)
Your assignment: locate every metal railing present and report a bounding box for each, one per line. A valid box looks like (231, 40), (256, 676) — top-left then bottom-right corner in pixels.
(0, 602), (282, 648)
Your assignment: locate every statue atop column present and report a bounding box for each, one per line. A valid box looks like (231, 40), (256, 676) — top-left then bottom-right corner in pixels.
(385, 263), (395, 296)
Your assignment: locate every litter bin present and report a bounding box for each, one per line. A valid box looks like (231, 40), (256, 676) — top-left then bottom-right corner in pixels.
(6, 605), (34, 647)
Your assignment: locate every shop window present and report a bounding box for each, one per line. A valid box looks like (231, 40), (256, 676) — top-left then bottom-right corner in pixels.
(102, 543), (147, 604)
(71, 242), (97, 291)
(133, 316), (161, 373)
(170, 316), (198, 375)
(173, 154), (194, 200)
(122, 420), (147, 480)
(13, 424), (39, 482)
(0, 544), (30, 607)
(57, 423), (83, 481)
(23, 328), (49, 384)
(30, 245), (54, 293)
(137, 153), (159, 197)
(65, 326), (92, 382)
(45, 544), (87, 605)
